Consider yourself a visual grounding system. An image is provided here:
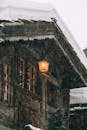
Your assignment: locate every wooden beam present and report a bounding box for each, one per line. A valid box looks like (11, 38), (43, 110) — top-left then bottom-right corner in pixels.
(41, 73), (60, 88)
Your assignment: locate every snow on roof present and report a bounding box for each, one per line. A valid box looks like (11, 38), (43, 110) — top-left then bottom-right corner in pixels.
(70, 87), (87, 104)
(0, 0), (54, 21)
(53, 9), (87, 70)
(0, 0), (53, 10)
(0, 1), (87, 69)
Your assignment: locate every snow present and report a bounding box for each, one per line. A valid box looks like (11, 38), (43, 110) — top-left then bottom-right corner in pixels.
(24, 124), (43, 130)
(70, 87), (87, 104)
(0, 6), (54, 21)
(0, 1), (87, 69)
(0, 0), (52, 10)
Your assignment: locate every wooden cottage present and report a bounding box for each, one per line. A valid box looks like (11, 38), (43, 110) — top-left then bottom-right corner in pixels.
(0, 3), (87, 130)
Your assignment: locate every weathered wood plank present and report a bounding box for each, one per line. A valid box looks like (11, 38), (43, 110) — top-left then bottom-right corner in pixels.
(41, 73), (60, 88)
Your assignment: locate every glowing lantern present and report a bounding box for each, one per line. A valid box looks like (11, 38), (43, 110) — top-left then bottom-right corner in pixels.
(38, 60), (49, 73)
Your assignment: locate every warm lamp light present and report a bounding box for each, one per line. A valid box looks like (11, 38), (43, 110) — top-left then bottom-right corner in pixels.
(38, 60), (49, 73)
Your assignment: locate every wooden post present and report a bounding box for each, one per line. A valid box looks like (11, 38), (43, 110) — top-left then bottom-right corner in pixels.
(1, 64), (4, 101)
(41, 75), (47, 129)
(61, 88), (70, 129)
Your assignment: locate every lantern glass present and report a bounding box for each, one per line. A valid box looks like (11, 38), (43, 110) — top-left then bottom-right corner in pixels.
(38, 60), (49, 73)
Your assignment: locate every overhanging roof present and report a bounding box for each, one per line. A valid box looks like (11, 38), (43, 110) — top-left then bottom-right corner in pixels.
(0, 5), (87, 88)
(0, 5), (87, 69)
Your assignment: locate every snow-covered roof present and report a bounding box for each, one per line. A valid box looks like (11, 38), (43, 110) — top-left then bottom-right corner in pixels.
(70, 87), (87, 104)
(0, 1), (54, 21)
(0, 1), (87, 70)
